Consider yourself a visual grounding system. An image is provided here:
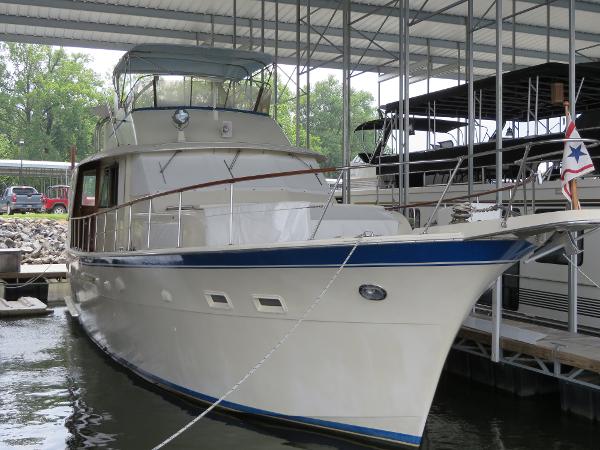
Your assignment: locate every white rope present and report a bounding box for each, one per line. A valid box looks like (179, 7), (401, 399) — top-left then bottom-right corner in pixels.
(151, 238), (363, 450)
(1, 263), (54, 289)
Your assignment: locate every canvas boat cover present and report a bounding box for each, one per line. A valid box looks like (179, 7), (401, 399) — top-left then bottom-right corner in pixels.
(113, 44), (272, 81)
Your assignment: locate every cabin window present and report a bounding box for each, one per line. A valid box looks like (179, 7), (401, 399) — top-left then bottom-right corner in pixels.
(534, 208), (583, 266)
(253, 295), (287, 314)
(80, 170), (97, 207)
(99, 164), (119, 208)
(204, 291), (233, 309)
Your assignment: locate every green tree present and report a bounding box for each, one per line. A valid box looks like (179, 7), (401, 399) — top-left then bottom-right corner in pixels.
(273, 75), (376, 167)
(0, 43), (106, 162)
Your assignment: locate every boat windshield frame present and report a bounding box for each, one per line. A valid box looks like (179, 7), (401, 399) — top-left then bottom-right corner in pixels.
(115, 66), (273, 115)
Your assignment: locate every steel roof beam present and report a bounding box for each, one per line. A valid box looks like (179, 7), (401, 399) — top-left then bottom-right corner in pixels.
(0, 13), (532, 72)
(0, 0), (586, 63)
(0, 28), (512, 76)
(268, 0), (600, 44)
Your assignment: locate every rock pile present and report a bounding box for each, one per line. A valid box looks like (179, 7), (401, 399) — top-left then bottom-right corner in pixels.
(0, 219), (67, 264)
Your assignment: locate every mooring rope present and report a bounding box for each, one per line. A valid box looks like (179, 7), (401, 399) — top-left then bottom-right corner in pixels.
(151, 238), (363, 450)
(1, 263), (54, 289)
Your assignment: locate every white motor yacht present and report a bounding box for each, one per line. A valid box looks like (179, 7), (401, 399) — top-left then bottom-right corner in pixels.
(67, 44), (600, 447)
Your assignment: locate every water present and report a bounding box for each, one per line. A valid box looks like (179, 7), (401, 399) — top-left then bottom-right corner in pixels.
(1, 308), (599, 450)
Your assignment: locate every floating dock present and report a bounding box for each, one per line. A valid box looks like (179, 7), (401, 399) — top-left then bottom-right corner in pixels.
(450, 312), (600, 421)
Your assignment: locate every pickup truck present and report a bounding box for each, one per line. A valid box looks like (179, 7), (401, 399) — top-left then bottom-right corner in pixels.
(0, 186), (43, 214)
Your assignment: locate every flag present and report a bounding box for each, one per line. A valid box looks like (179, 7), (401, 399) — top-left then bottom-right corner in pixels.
(561, 117), (595, 202)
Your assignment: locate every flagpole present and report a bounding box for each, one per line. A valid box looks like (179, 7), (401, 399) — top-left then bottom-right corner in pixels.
(564, 101), (581, 210)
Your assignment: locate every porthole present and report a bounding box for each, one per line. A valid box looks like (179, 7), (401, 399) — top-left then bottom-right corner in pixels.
(253, 295), (287, 314)
(204, 291), (233, 309)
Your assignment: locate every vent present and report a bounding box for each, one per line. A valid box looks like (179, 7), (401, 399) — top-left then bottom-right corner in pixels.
(253, 295), (287, 314)
(204, 291), (232, 309)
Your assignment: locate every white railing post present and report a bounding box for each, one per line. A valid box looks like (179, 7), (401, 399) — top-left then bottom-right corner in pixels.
(87, 218), (91, 252)
(147, 199), (152, 249)
(114, 209), (118, 251)
(102, 212), (107, 252)
(177, 191), (183, 248)
(128, 205), (132, 251)
(229, 183), (234, 245)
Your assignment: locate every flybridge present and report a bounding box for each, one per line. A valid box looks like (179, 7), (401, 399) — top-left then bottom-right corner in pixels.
(112, 44), (273, 115)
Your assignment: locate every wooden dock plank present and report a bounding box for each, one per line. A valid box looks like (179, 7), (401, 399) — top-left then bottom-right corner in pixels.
(0, 263), (67, 279)
(460, 314), (600, 374)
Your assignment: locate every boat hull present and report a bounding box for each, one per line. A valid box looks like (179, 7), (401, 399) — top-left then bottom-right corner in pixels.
(69, 239), (532, 447)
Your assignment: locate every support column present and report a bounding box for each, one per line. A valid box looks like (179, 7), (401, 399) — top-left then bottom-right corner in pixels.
(403, 0), (410, 207)
(306, 0), (311, 148)
(397, 0), (404, 211)
(467, 0), (474, 197)
(568, 0), (578, 333)
(233, 0), (237, 49)
(492, 0), (504, 364)
(295, 0), (301, 147)
(274, 0), (279, 121)
(342, 0), (351, 204)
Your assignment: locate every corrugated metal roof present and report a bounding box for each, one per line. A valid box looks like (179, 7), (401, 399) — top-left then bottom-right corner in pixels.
(0, 0), (599, 79)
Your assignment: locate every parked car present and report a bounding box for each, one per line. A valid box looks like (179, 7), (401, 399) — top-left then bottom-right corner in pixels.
(0, 186), (43, 214)
(42, 184), (70, 214)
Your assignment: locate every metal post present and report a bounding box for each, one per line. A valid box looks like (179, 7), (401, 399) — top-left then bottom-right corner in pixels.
(147, 199), (152, 249)
(342, 0), (351, 204)
(261, 0), (265, 53)
(127, 205), (132, 251)
(87, 218), (91, 252)
(18, 139), (24, 184)
(233, 0), (237, 49)
(177, 191), (183, 248)
(467, 0), (474, 197)
(274, 0), (279, 121)
(114, 209), (118, 251)
(295, 0), (301, 147)
(568, 0), (578, 333)
(229, 184), (234, 245)
(546, 0), (551, 134)
(102, 212), (107, 252)
(402, 0), (410, 207)
(512, 0), (516, 70)
(306, 0), (311, 149)
(492, 0), (504, 364)
(397, 0), (404, 210)
(426, 40), (431, 151)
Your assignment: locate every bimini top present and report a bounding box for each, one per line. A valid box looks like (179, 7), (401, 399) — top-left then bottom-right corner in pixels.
(382, 62), (600, 121)
(113, 44), (273, 81)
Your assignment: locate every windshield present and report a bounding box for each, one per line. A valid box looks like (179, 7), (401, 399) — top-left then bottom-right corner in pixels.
(13, 187), (37, 195)
(117, 67), (272, 115)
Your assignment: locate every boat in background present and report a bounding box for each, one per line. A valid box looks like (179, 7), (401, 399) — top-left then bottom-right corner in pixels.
(67, 45), (600, 447)
(346, 62), (600, 332)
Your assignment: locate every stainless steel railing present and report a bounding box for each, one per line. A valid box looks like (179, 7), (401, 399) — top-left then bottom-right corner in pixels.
(69, 137), (599, 252)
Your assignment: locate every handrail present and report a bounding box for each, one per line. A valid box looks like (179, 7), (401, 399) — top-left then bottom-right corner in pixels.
(422, 156), (464, 234)
(72, 137), (598, 221)
(69, 136), (600, 252)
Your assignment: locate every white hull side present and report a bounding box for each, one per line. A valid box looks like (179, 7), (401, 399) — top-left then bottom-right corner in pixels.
(70, 257), (511, 445)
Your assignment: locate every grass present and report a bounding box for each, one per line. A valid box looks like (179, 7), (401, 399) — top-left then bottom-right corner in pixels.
(0, 213), (68, 220)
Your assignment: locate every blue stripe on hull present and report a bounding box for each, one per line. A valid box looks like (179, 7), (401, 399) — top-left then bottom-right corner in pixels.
(80, 239), (533, 269)
(84, 331), (421, 446)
